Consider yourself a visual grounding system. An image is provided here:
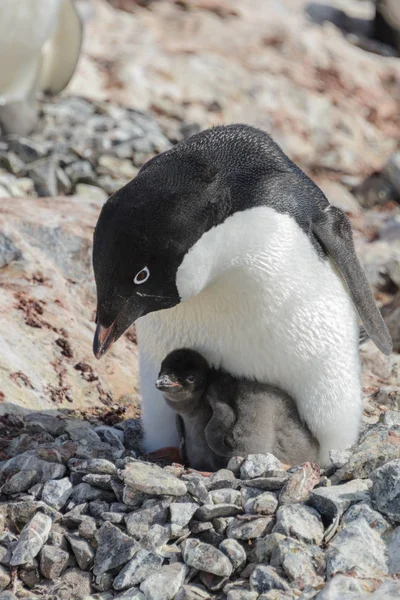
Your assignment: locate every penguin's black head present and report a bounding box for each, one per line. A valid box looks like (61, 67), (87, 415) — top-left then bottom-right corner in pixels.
(155, 348), (209, 402)
(92, 124), (291, 358)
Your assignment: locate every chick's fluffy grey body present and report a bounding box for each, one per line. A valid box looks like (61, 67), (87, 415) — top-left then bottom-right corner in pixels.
(204, 371), (319, 466)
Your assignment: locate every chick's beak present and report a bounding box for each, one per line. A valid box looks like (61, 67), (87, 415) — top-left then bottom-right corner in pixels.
(93, 321), (116, 359)
(155, 374), (181, 392)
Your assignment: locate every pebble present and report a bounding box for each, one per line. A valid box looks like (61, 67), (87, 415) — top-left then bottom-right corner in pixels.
(308, 479), (370, 521)
(113, 549), (163, 590)
(273, 505), (324, 545)
(42, 478), (73, 510)
(240, 455), (284, 480)
(326, 518), (388, 579)
(278, 463), (320, 505)
(2, 470), (37, 494)
(40, 544), (69, 579)
(208, 489), (242, 506)
(370, 459), (400, 522)
(10, 512), (52, 565)
(121, 461), (187, 496)
(389, 526), (400, 575)
(182, 539), (233, 577)
(227, 591), (258, 600)
(66, 533), (95, 570)
(340, 502), (391, 536)
(195, 504), (242, 521)
(245, 492), (278, 515)
(170, 503), (199, 536)
(227, 516), (274, 540)
(0, 566), (10, 591)
(249, 565), (290, 594)
(93, 521), (139, 576)
(219, 539), (246, 572)
(68, 458), (117, 476)
(125, 502), (169, 539)
(140, 562), (188, 599)
(270, 537), (324, 588)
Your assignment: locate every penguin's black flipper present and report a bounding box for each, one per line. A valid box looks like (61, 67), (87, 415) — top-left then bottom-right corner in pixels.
(176, 415), (188, 466)
(313, 205), (392, 356)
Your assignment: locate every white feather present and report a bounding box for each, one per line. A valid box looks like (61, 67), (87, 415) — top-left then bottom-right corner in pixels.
(136, 206), (361, 464)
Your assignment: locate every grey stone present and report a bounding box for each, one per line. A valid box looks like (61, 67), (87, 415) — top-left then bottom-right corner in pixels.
(326, 518), (388, 579)
(370, 459), (400, 522)
(199, 571), (228, 591)
(219, 539), (246, 571)
(113, 549), (163, 590)
(0, 565), (10, 591)
(207, 470), (238, 491)
(139, 524), (171, 552)
(381, 410), (400, 427)
(89, 500), (110, 519)
(170, 503), (198, 536)
(28, 157), (59, 196)
(54, 567), (92, 600)
(279, 463), (320, 505)
(249, 565), (290, 594)
(93, 521), (139, 576)
(114, 590), (146, 600)
(140, 562), (188, 599)
(78, 516), (98, 540)
(341, 502), (391, 536)
(82, 474), (113, 490)
(331, 424), (400, 484)
(95, 426), (125, 451)
(0, 592), (18, 600)
(226, 457), (245, 477)
(10, 512), (52, 565)
(0, 452), (66, 483)
(195, 504), (242, 521)
(208, 489), (241, 506)
(40, 544), (69, 579)
(314, 574), (376, 599)
(175, 584), (212, 599)
(101, 511), (125, 524)
(241, 476), (289, 491)
(2, 470), (37, 494)
(125, 502), (169, 539)
(182, 538), (233, 577)
(227, 591), (258, 600)
(240, 455), (284, 480)
(309, 479), (370, 521)
(227, 516), (273, 540)
(245, 492), (278, 515)
(181, 474), (209, 502)
(71, 483), (111, 504)
(389, 526), (400, 576)
(68, 458), (117, 475)
(121, 461), (187, 496)
(0, 233), (22, 268)
(271, 537), (324, 588)
(123, 419), (144, 452)
(255, 533), (285, 563)
(42, 478), (73, 510)
(66, 533), (94, 570)
(273, 504), (324, 545)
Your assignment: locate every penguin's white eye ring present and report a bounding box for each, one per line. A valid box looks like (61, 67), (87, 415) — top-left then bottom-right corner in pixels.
(134, 267), (150, 285)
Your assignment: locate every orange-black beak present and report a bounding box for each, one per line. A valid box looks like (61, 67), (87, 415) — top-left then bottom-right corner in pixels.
(93, 322), (117, 359)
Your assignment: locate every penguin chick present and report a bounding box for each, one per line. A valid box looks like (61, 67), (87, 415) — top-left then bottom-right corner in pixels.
(204, 373), (319, 466)
(156, 349), (319, 470)
(155, 348), (225, 472)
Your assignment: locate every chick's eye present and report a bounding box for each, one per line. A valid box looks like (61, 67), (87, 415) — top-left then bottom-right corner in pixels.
(186, 375), (196, 383)
(134, 267), (150, 285)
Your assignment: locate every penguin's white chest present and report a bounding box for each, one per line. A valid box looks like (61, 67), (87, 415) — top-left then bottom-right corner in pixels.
(136, 206), (361, 460)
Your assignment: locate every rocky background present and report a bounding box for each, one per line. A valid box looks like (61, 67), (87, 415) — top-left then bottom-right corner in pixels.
(0, 0), (400, 598)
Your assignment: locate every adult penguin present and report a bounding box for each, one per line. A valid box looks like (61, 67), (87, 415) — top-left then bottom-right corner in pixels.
(92, 124), (392, 465)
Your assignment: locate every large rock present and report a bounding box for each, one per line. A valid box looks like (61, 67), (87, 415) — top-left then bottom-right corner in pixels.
(0, 196), (138, 416)
(370, 459), (400, 522)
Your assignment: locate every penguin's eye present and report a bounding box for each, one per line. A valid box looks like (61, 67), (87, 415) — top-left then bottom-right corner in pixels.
(186, 375), (196, 384)
(134, 267), (150, 285)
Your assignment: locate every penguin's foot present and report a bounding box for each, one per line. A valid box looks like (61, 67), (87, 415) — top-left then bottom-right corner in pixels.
(141, 446), (182, 466)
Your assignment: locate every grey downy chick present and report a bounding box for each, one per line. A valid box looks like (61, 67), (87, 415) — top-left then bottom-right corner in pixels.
(155, 348), (226, 472)
(156, 349), (319, 470)
(204, 373), (319, 466)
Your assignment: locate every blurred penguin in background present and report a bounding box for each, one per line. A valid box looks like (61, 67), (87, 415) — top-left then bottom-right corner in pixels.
(0, 0), (83, 136)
